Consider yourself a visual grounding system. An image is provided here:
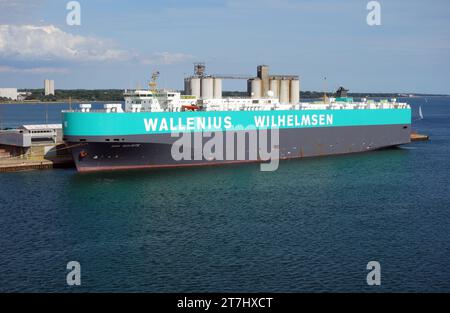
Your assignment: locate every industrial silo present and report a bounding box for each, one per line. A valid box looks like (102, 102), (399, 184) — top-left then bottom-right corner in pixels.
(213, 78), (222, 99)
(250, 78), (262, 98)
(279, 79), (290, 104)
(184, 78), (191, 95)
(201, 77), (214, 99)
(257, 65), (270, 98)
(247, 79), (252, 97)
(269, 79), (280, 99)
(290, 79), (300, 104)
(190, 77), (201, 98)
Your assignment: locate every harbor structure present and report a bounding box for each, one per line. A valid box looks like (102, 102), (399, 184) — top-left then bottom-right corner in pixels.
(0, 123), (73, 172)
(0, 124), (67, 158)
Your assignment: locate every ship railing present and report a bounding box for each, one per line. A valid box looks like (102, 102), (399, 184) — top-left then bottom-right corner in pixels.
(62, 103), (411, 114)
(62, 109), (119, 113)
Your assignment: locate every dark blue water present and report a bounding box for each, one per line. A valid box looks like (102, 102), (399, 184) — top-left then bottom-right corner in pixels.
(0, 102), (113, 129)
(0, 97), (449, 292)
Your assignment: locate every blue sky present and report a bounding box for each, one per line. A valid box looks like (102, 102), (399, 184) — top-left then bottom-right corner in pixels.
(0, 0), (449, 94)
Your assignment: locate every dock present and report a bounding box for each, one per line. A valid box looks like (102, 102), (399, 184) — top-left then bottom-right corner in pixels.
(0, 157), (74, 173)
(0, 124), (74, 172)
(411, 132), (429, 142)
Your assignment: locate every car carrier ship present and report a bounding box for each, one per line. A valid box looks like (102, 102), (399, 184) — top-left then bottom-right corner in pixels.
(62, 66), (411, 172)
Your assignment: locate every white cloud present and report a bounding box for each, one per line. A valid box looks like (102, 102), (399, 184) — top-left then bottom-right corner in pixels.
(0, 0), (47, 23)
(0, 65), (69, 74)
(142, 52), (193, 65)
(0, 24), (129, 62)
(0, 24), (193, 66)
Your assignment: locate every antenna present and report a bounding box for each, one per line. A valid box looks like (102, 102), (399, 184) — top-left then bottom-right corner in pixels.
(149, 71), (160, 92)
(323, 76), (329, 103)
(194, 62), (206, 77)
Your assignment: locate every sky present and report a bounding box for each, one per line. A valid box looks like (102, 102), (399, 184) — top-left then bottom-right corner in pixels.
(0, 0), (449, 94)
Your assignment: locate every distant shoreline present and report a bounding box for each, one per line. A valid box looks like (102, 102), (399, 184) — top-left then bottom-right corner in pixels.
(0, 100), (123, 105)
(0, 94), (448, 105)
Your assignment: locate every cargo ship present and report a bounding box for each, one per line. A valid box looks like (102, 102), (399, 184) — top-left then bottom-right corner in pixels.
(62, 66), (411, 172)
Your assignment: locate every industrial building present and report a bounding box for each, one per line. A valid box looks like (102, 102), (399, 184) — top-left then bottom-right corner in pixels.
(0, 124), (74, 171)
(0, 124), (63, 159)
(44, 79), (55, 96)
(248, 65), (300, 104)
(183, 63), (300, 104)
(184, 63), (225, 100)
(0, 88), (18, 100)
(17, 91), (32, 101)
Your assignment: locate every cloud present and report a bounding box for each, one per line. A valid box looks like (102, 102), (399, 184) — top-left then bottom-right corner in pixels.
(226, 0), (301, 10)
(0, 0), (44, 10)
(142, 52), (193, 65)
(0, 65), (69, 74)
(0, 24), (129, 62)
(0, 0), (47, 23)
(0, 24), (193, 66)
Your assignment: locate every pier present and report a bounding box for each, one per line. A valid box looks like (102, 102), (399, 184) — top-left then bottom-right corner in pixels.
(0, 124), (74, 172)
(0, 157), (73, 173)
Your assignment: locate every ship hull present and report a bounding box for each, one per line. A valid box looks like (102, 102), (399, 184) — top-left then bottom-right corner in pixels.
(65, 124), (411, 172)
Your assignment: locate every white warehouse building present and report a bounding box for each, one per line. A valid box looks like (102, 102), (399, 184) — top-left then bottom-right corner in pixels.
(0, 88), (18, 100)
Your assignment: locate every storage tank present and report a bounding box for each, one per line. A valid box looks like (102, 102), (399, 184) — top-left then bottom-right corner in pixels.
(250, 78), (262, 98)
(269, 79), (280, 98)
(184, 78), (191, 95)
(213, 78), (222, 99)
(201, 77), (214, 99)
(190, 77), (201, 98)
(290, 79), (300, 104)
(279, 79), (290, 103)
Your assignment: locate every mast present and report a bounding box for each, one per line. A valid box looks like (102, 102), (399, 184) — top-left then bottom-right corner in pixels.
(149, 71), (160, 92)
(323, 76), (329, 103)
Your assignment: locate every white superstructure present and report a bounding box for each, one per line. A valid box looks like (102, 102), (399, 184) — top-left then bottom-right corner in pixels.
(119, 89), (409, 114)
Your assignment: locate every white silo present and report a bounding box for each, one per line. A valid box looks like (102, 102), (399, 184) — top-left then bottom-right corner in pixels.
(250, 78), (262, 98)
(190, 77), (201, 98)
(213, 78), (222, 99)
(290, 79), (300, 104)
(184, 78), (191, 95)
(279, 79), (290, 104)
(269, 79), (280, 98)
(201, 77), (214, 99)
